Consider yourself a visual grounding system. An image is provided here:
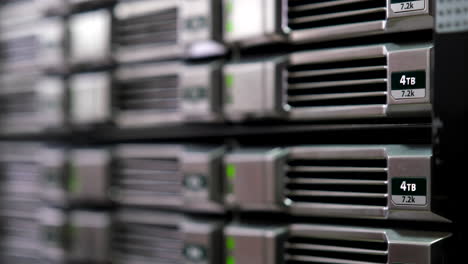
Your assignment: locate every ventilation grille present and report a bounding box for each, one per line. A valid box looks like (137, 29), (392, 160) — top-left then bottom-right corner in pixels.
(0, 224), (39, 261)
(0, 35), (38, 70)
(0, 77), (38, 127)
(0, 256), (39, 264)
(0, 161), (39, 185)
(0, 91), (37, 118)
(284, 151), (388, 207)
(287, 55), (388, 108)
(0, 217), (39, 243)
(114, 7), (178, 49)
(285, 233), (389, 264)
(0, 151), (40, 260)
(117, 74), (179, 114)
(0, 160), (40, 218)
(113, 156), (182, 207)
(0, 0), (32, 7)
(288, 0), (387, 30)
(113, 222), (183, 264)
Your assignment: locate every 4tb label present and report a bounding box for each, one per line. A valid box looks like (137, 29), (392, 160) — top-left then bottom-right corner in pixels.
(391, 71), (426, 100)
(392, 178), (427, 206)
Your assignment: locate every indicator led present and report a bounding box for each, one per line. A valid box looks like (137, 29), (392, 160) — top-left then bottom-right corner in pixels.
(225, 74), (234, 89)
(226, 236), (236, 251)
(68, 165), (80, 193)
(226, 256), (236, 264)
(226, 164), (236, 180)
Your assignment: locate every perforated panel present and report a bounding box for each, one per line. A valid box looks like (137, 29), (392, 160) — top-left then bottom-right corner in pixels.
(436, 0), (468, 33)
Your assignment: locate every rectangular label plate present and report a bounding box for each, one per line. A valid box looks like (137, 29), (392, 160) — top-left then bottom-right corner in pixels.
(391, 70), (426, 99)
(391, 0), (425, 13)
(392, 178), (427, 206)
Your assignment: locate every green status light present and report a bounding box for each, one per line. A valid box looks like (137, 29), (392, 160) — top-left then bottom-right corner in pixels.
(226, 164), (236, 180)
(226, 21), (234, 33)
(224, 74), (234, 104)
(225, 0), (234, 33)
(225, 74), (234, 89)
(226, 236), (236, 251)
(226, 256), (236, 264)
(68, 165), (80, 193)
(226, 0), (233, 13)
(226, 236), (236, 264)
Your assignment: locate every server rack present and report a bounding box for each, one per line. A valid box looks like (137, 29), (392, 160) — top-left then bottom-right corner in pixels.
(0, 0), (466, 263)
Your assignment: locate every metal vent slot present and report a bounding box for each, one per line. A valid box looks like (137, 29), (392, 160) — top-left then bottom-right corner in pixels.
(0, 36), (38, 65)
(288, 0), (387, 30)
(285, 235), (388, 264)
(0, 98), (36, 113)
(115, 8), (178, 48)
(113, 223), (183, 264)
(0, 256), (39, 264)
(113, 157), (182, 205)
(0, 0), (32, 6)
(0, 161), (39, 191)
(287, 57), (388, 108)
(0, 218), (38, 240)
(117, 75), (179, 112)
(0, 196), (40, 217)
(285, 156), (388, 206)
(0, 162), (39, 183)
(0, 93), (37, 115)
(0, 159), (39, 218)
